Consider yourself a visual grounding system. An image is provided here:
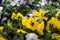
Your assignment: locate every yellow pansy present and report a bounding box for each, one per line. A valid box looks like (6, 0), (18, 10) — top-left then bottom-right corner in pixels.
(0, 36), (6, 40)
(46, 19), (52, 31)
(51, 17), (59, 28)
(34, 9), (45, 19)
(22, 16), (39, 31)
(17, 29), (27, 34)
(52, 17), (60, 29)
(22, 17), (28, 26)
(52, 33), (59, 39)
(11, 12), (17, 20)
(28, 16), (39, 31)
(22, 17), (30, 29)
(55, 10), (60, 18)
(36, 21), (44, 35)
(11, 12), (24, 20)
(52, 33), (60, 40)
(46, 17), (60, 31)
(34, 11), (39, 17)
(39, 9), (45, 16)
(56, 35), (60, 40)
(15, 12), (24, 20)
(33, 9), (48, 21)
(0, 26), (4, 31)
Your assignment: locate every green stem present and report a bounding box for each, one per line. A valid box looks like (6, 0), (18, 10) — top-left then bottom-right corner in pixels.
(3, 0), (7, 13)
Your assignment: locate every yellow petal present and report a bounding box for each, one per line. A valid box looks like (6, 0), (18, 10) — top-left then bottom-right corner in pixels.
(17, 29), (27, 34)
(0, 26), (4, 31)
(11, 12), (16, 20)
(0, 36), (6, 40)
(36, 21), (44, 35)
(43, 17), (48, 21)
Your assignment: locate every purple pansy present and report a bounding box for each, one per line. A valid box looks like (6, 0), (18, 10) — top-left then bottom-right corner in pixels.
(32, 10), (37, 13)
(20, 0), (26, 7)
(0, 0), (2, 6)
(46, 0), (49, 3)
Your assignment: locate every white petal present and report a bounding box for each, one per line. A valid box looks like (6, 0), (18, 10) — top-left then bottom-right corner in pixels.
(26, 33), (38, 40)
(0, 6), (3, 11)
(36, 4), (40, 7)
(41, 2), (46, 6)
(10, 2), (16, 6)
(1, 17), (7, 22)
(29, 14), (33, 16)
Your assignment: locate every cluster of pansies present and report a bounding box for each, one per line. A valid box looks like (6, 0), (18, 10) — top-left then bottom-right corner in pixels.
(0, 0), (60, 40)
(10, 9), (60, 40)
(1, 9), (60, 40)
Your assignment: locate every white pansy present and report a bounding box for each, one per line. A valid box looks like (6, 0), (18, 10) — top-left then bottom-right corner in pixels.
(36, 4), (40, 7)
(14, 0), (20, 3)
(41, 2), (46, 6)
(29, 14), (33, 16)
(40, 0), (47, 6)
(25, 33), (38, 40)
(10, 1), (16, 6)
(17, 3), (20, 6)
(49, 1), (52, 4)
(42, 0), (46, 2)
(10, 0), (20, 6)
(41, 2), (47, 6)
(0, 6), (3, 12)
(1, 17), (7, 22)
(16, 2), (20, 6)
(2, 0), (5, 2)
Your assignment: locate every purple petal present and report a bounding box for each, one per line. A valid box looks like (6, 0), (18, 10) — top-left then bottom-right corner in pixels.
(20, 0), (26, 7)
(32, 10), (37, 13)
(0, 0), (2, 6)
(46, 0), (49, 3)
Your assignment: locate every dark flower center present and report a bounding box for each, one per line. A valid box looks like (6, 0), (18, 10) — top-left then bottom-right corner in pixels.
(30, 21), (34, 26)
